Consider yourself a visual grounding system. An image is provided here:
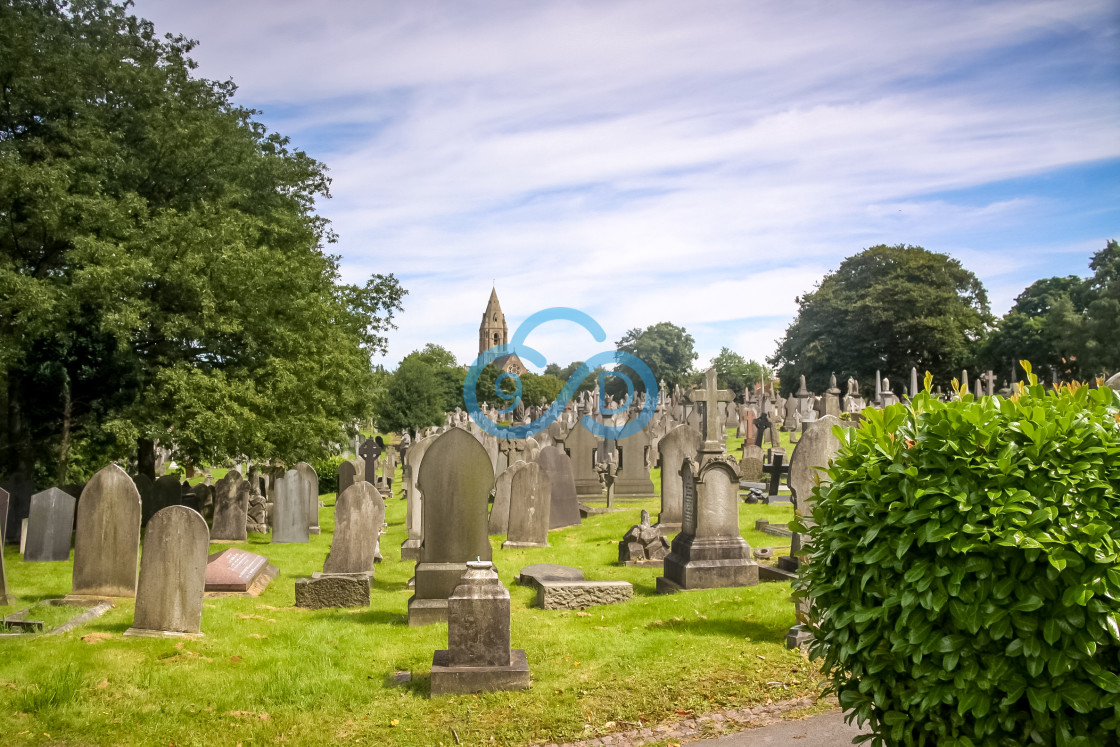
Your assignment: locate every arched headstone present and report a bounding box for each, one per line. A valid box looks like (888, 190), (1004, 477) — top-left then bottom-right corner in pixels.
(125, 505), (208, 636)
(323, 482), (385, 575)
(656, 424), (702, 531)
(72, 464), (141, 597)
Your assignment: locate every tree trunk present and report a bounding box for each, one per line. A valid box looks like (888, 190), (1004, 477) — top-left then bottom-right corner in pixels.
(137, 438), (156, 481)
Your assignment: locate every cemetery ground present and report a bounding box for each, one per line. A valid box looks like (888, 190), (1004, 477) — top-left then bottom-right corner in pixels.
(0, 438), (826, 747)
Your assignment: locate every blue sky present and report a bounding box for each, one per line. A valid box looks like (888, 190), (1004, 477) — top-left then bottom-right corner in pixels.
(132, 0), (1120, 372)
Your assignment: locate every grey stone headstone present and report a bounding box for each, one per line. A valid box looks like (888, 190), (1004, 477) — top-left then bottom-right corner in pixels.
(72, 464), (141, 597)
(788, 415), (843, 518)
(535, 445), (581, 529)
(656, 424), (702, 529)
(323, 482), (385, 575)
(401, 435), (437, 560)
(409, 428), (494, 625)
(23, 488), (76, 562)
(271, 469), (309, 544)
(740, 444), (765, 481)
(295, 462), (320, 534)
(613, 427), (656, 498)
(488, 465), (516, 536)
(126, 505), (208, 636)
(502, 461), (551, 548)
(0, 486), (9, 543)
(0, 532), (9, 604)
(211, 470), (248, 542)
(565, 425), (604, 498)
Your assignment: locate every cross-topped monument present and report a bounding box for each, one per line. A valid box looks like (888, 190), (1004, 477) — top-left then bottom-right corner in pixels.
(688, 368), (736, 449)
(981, 370), (997, 397)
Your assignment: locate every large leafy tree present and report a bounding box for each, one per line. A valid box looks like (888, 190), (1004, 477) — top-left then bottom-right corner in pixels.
(710, 348), (768, 401)
(0, 0), (404, 493)
(769, 245), (992, 394)
(614, 322), (697, 394)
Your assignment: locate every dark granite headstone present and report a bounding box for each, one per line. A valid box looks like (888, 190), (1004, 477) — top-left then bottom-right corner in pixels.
(337, 459), (362, 496)
(125, 505), (208, 636)
(72, 464), (142, 597)
(408, 429), (494, 625)
(534, 445), (581, 529)
(149, 475), (182, 525)
(23, 488), (76, 562)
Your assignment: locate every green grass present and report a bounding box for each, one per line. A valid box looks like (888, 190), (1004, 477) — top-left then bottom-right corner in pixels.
(0, 457), (815, 746)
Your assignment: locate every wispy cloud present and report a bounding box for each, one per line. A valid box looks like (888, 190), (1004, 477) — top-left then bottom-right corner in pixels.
(133, 0), (1120, 369)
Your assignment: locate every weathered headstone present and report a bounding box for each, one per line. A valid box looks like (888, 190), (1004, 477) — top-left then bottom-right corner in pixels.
(0, 486), (9, 544)
(23, 488), (76, 562)
(359, 437), (382, 486)
(612, 427), (657, 499)
(401, 435), (436, 560)
(295, 462), (320, 535)
(781, 415), (843, 573)
(0, 521), (11, 603)
(565, 425), (604, 498)
(430, 560), (529, 695)
(618, 509), (670, 564)
(488, 464), (516, 536)
(323, 482), (385, 576)
(502, 461), (551, 548)
(534, 445), (581, 529)
(657, 455), (757, 593)
(124, 505), (208, 637)
(271, 469), (308, 543)
(132, 475), (153, 522)
(656, 424), (702, 531)
(71, 464), (142, 598)
(409, 429), (494, 625)
(210, 470), (249, 542)
(148, 475), (182, 525)
(739, 443), (765, 482)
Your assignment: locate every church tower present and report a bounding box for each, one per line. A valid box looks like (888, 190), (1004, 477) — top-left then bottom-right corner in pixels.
(479, 287), (508, 354)
(479, 288), (525, 375)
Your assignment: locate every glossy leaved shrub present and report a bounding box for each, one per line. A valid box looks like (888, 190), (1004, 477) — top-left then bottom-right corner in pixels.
(796, 372), (1120, 746)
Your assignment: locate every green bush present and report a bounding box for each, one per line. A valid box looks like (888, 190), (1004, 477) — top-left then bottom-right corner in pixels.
(797, 370), (1120, 746)
(310, 455), (349, 495)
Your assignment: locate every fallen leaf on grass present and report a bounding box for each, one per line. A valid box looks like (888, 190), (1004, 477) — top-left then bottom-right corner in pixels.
(247, 634), (265, 639)
(236, 614), (266, 620)
(576, 611), (590, 617)
(230, 656), (242, 663)
(96, 679), (109, 690)
(81, 633), (112, 644)
(390, 719), (399, 727)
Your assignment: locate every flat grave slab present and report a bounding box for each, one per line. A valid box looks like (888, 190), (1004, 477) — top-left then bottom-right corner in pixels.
(517, 563), (633, 610)
(204, 548), (277, 596)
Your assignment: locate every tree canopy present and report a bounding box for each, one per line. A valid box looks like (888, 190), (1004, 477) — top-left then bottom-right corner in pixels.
(0, 0), (404, 487)
(709, 348), (768, 401)
(769, 245), (992, 394)
(614, 322), (697, 394)
(982, 240), (1120, 381)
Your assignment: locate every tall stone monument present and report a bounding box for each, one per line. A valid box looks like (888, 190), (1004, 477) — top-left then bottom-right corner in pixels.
(271, 469), (309, 544)
(408, 429), (494, 625)
(657, 369), (757, 593)
(656, 423), (702, 532)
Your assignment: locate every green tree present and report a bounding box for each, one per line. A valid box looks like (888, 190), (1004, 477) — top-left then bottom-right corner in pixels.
(614, 322), (697, 394)
(769, 245), (992, 395)
(709, 348), (768, 401)
(372, 358), (444, 438)
(402, 344), (464, 413)
(0, 0), (404, 491)
(1082, 240), (1120, 376)
(981, 276), (1086, 381)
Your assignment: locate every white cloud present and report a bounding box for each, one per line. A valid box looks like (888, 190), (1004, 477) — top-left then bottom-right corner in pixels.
(129, 0), (1120, 368)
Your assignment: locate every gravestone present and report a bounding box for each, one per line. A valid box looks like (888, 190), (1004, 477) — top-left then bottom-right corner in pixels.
(295, 462), (320, 535)
(488, 464), (516, 536)
(271, 469), (309, 543)
(739, 443), (765, 482)
(337, 459), (363, 496)
(0, 486), (9, 544)
(72, 464), (142, 598)
(618, 509), (670, 564)
(534, 445), (581, 529)
(780, 415), (843, 574)
(0, 534), (9, 604)
(430, 561), (530, 695)
(245, 466), (269, 533)
(657, 456), (757, 593)
(565, 425), (604, 498)
(656, 424), (702, 531)
(125, 505), (208, 637)
(323, 482), (385, 576)
(502, 461), (551, 548)
(23, 488), (76, 562)
(409, 428), (494, 625)
(132, 475), (153, 523)
(210, 470), (249, 542)
(205, 548), (277, 594)
(359, 437), (382, 486)
(402, 435), (437, 560)
(612, 427), (657, 499)
(149, 475), (182, 525)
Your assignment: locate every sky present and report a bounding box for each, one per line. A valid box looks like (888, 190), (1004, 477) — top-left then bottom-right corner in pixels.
(131, 0), (1120, 374)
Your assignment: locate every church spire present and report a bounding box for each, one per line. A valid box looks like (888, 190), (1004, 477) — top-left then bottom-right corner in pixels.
(479, 288), (508, 354)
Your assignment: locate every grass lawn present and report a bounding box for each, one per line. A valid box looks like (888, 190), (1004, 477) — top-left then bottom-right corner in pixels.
(0, 447), (819, 746)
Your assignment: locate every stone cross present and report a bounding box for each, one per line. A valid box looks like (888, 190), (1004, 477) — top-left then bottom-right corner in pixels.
(359, 438), (382, 484)
(762, 452), (789, 500)
(982, 370), (997, 397)
(688, 368), (735, 447)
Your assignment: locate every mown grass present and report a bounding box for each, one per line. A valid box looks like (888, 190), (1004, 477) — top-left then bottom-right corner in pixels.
(0, 443), (815, 747)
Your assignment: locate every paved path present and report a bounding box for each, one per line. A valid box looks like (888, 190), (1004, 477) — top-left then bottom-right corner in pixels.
(689, 710), (869, 746)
